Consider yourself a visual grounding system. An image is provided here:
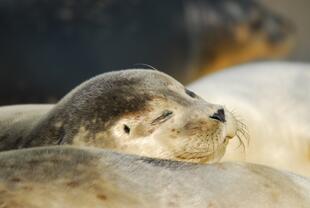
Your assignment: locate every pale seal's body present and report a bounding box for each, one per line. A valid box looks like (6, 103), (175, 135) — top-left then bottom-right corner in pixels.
(0, 146), (310, 208)
(188, 62), (310, 176)
(0, 69), (239, 163)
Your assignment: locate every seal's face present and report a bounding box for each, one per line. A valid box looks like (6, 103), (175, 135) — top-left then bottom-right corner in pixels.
(110, 97), (237, 163)
(65, 69), (238, 163)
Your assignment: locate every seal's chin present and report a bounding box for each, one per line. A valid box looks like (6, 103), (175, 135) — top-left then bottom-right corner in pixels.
(205, 138), (230, 163)
(174, 139), (229, 164)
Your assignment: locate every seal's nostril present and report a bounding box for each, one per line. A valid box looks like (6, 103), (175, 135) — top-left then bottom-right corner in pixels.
(209, 108), (226, 123)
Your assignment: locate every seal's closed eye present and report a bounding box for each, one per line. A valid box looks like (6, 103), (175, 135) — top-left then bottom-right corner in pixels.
(151, 110), (173, 125)
(185, 89), (197, 98)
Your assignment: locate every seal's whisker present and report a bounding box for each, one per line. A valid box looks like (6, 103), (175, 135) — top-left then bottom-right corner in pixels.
(238, 124), (250, 142)
(236, 119), (247, 129)
(133, 63), (159, 71)
(227, 108), (250, 151)
(236, 127), (250, 147)
(229, 108), (248, 126)
(212, 136), (215, 153)
(229, 110), (249, 135)
(229, 108), (247, 124)
(235, 119), (247, 129)
(237, 120), (249, 135)
(235, 133), (246, 152)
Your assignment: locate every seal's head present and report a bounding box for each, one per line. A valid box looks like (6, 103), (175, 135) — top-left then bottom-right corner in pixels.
(28, 69), (241, 163)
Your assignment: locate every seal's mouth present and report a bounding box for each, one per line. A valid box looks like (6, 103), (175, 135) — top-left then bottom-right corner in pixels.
(174, 144), (227, 163)
(175, 110), (248, 164)
(225, 110), (249, 152)
(173, 135), (230, 163)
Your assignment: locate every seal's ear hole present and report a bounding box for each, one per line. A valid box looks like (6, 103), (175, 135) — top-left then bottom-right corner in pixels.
(123, 124), (131, 134)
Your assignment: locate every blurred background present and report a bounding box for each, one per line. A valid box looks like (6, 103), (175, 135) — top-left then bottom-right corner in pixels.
(0, 0), (309, 105)
(262, 0), (310, 62)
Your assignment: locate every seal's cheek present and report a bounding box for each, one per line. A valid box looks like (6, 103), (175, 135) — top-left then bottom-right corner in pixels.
(181, 120), (222, 137)
(109, 116), (157, 143)
(130, 124), (156, 138)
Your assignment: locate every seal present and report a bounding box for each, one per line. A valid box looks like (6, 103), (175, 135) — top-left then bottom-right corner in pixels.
(188, 61), (310, 176)
(0, 146), (309, 207)
(0, 69), (241, 163)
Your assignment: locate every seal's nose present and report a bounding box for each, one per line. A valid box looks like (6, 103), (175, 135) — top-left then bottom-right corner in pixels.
(209, 108), (226, 123)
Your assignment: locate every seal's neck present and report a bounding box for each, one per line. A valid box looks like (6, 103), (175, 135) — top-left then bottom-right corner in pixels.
(21, 106), (70, 148)
(0, 105), (52, 151)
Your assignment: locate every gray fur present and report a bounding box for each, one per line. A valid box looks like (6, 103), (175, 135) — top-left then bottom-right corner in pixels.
(0, 146), (309, 208)
(0, 105), (53, 151)
(0, 69), (191, 151)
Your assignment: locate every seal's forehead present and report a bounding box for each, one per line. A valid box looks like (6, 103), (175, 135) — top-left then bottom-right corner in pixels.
(100, 69), (184, 90)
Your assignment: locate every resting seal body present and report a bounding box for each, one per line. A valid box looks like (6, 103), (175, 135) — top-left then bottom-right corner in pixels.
(188, 61), (310, 176)
(0, 146), (309, 208)
(0, 69), (239, 163)
(0, 0), (294, 105)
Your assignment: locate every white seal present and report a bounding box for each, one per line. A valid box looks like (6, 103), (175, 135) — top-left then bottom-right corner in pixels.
(188, 61), (310, 176)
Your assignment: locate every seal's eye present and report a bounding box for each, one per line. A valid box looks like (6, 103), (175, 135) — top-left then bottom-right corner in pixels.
(123, 125), (130, 134)
(185, 89), (197, 98)
(151, 110), (173, 125)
